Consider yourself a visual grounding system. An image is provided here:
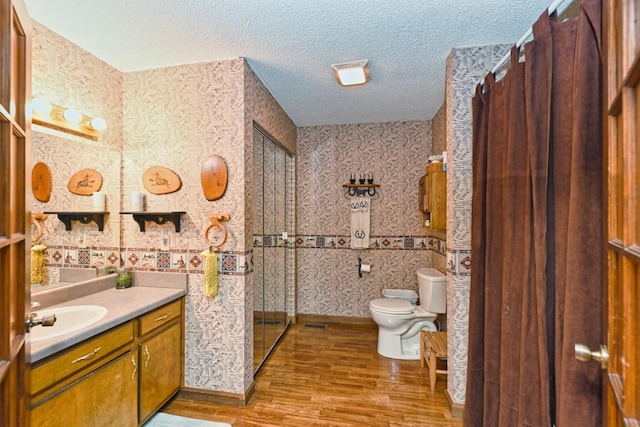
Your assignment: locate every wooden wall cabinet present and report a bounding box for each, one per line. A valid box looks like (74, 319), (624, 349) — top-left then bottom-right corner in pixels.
(31, 298), (184, 427)
(419, 166), (447, 230)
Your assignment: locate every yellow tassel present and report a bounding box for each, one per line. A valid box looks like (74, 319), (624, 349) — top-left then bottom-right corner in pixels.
(200, 249), (218, 297)
(31, 244), (47, 285)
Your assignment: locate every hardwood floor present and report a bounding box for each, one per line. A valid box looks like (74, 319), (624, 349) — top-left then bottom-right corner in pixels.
(162, 322), (463, 426)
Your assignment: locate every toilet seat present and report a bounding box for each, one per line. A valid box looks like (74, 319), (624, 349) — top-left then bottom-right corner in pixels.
(369, 298), (415, 315)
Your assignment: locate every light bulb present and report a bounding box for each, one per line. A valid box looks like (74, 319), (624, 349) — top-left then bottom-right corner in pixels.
(31, 97), (52, 115)
(89, 117), (107, 131)
(63, 108), (82, 124)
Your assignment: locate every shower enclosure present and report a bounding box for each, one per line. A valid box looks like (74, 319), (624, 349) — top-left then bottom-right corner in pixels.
(253, 126), (295, 372)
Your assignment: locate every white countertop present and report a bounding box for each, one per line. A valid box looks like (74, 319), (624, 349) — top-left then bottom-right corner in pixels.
(29, 282), (186, 363)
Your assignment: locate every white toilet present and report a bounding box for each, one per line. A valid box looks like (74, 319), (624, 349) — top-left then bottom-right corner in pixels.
(369, 268), (447, 360)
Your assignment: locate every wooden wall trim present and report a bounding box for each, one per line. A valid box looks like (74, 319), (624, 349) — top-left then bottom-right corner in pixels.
(296, 313), (376, 327)
(445, 389), (464, 418)
(178, 383), (256, 408)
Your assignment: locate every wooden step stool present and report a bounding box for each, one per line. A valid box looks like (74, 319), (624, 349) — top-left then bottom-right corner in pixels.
(420, 330), (448, 393)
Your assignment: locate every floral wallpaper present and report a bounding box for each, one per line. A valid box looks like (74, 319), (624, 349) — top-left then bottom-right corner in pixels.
(445, 44), (510, 406)
(295, 122), (445, 318)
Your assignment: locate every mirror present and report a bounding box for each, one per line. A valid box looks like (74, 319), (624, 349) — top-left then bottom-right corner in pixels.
(30, 131), (121, 293)
(253, 126), (294, 372)
(29, 23), (122, 294)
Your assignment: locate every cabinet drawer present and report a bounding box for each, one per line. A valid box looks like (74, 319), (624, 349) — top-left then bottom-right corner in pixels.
(139, 299), (182, 336)
(31, 321), (134, 396)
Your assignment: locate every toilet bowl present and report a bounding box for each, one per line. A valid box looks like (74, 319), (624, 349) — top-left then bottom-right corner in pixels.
(369, 268), (446, 360)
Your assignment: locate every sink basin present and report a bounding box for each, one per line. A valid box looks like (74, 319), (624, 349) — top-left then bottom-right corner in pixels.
(30, 305), (108, 343)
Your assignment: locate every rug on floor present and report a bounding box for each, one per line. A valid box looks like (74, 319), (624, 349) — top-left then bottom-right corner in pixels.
(144, 412), (232, 427)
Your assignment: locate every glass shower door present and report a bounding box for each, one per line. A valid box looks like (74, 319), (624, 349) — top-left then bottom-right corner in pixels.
(253, 126), (292, 373)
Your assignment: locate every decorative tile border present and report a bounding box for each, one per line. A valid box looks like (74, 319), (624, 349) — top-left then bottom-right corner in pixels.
(446, 248), (472, 276)
(261, 234), (443, 252)
(458, 249), (472, 276)
(42, 238), (447, 284)
(44, 246), (252, 277)
(45, 246), (120, 267)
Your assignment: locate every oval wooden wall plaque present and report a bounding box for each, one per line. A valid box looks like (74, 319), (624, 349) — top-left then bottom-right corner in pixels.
(68, 168), (103, 195)
(32, 162), (52, 202)
(201, 155), (228, 201)
(142, 166), (182, 195)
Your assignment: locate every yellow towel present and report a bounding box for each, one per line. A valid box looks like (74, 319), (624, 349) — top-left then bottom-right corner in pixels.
(31, 244), (47, 285)
(200, 249), (218, 297)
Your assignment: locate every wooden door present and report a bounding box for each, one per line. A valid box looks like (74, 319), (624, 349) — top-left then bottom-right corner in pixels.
(0, 0), (31, 425)
(603, 0), (640, 424)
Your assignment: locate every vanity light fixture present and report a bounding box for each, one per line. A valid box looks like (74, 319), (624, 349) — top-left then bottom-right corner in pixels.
(331, 60), (371, 86)
(31, 97), (107, 140)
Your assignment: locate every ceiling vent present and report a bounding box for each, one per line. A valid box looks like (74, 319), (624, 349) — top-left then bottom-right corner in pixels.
(331, 60), (370, 86)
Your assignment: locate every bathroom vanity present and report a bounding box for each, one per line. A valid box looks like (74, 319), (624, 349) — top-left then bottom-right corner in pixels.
(29, 274), (186, 427)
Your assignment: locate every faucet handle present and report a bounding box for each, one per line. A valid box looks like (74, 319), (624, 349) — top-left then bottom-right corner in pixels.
(41, 314), (56, 326)
(25, 312), (56, 332)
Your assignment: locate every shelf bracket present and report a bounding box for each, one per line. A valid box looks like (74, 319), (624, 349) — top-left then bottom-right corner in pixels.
(44, 211), (108, 231)
(121, 212), (186, 232)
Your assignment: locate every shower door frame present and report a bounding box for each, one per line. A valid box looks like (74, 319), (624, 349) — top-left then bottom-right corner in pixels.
(253, 124), (295, 373)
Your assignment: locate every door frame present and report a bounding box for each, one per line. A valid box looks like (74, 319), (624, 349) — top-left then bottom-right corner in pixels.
(0, 0), (32, 425)
(603, 0), (640, 424)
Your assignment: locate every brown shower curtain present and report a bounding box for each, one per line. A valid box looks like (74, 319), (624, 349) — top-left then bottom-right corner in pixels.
(464, 0), (603, 426)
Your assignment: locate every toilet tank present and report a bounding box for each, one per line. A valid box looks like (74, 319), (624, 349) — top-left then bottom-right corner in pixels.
(417, 268), (447, 314)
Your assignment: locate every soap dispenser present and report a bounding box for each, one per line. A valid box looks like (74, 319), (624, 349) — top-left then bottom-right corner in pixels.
(115, 267), (133, 289)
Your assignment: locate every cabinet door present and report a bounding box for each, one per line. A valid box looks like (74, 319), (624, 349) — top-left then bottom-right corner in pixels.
(31, 351), (138, 427)
(139, 322), (182, 422)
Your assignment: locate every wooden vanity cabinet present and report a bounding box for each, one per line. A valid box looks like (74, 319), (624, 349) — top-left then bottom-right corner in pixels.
(30, 298), (184, 427)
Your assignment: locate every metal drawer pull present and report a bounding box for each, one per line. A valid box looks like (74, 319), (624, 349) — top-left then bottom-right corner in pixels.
(154, 312), (171, 322)
(131, 354), (137, 379)
(71, 347), (102, 364)
(144, 345), (151, 367)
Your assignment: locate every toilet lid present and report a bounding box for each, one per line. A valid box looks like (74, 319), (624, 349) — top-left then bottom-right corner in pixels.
(369, 298), (415, 314)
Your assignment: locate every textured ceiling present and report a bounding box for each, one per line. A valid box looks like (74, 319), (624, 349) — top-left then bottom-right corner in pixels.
(24, 0), (553, 127)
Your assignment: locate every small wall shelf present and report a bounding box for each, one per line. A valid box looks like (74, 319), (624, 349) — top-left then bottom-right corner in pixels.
(343, 183), (380, 198)
(120, 211), (186, 232)
(44, 211), (108, 231)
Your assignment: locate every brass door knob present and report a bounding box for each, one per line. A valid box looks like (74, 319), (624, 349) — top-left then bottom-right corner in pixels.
(575, 343), (609, 369)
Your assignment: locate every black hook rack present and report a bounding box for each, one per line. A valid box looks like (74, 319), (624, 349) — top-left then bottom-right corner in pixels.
(343, 183), (380, 199)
